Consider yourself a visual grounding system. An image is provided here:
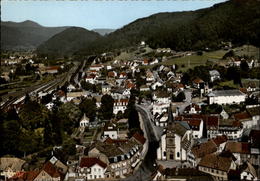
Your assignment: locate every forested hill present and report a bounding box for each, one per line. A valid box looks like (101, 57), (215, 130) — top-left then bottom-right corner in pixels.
(77, 0), (260, 55)
(36, 27), (102, 57)
(1, 20), (69, 51)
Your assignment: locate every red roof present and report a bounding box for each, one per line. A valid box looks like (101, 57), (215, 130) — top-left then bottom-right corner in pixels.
(212, 135), (228, 146)
(80, 157), (107, 168)
(108, 71), (116, 77)
(10, 171), (39, 181)
(132, 132), (146, 144)
(193, 78), (204, 84)
(46, 66), (60, 71)
(234, 112), (251, 121)
(104, 137), (128, 144)
(42, 161), (63, 178)
(183, 118), (201, 128)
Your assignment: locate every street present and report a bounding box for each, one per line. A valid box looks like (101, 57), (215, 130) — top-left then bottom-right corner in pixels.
(120, 105), (160, 181)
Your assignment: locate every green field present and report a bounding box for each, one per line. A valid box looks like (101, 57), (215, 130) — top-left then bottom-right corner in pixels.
(141, 49), (229, 71)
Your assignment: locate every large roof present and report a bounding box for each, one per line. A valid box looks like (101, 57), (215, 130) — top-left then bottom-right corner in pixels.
(80, 157), (107, 168)
(198, 153), (233, 172)
(208, 89), (245, 97)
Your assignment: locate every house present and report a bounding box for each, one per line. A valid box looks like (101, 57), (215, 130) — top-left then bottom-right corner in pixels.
(119, 72), (127, 79)
(212, 135), (228, 153)
(0, 157), (26, 179)
(154, 112), (168, 127)
(248, 130), (260, 172)
(103, 124), (118, 139)
(208, 89), (246, 105)
(49, 156), (68, 174)
(101, 84), (111, 94)
(78, 157), (107, 180)
(193, 78), (204, 89)
(88, 140), (141, 178)
(240, 162), (258, 181)
(189, 139), (217, 167)
(67, 84), (76, 92)
(182, 118), (203, 139)
(153, 91), (171, 104)
(234, 111), (255, 129)
(209, 70), (220, 82)
(113, 99), (129, 114)
(184, 103), (201, 114)
(33, 161), (65, 181)
(198, 153), (237, 180)
(246, 106), (260, 129)
(85, 75), (96, 84)
(217, 119), (243, 140)
(139, 85), (150, 92)
(152, 166), (213, 181)
(79, 114), (90, 128)
(9, 171), (39, 181)
(225, 141), (250, 165)
(151, 82), (163, 90)
(152, 103), (169, 115)
(89, 64), (103, 71)
(142, 58), (149, 65)
(45, 66), (60, 74)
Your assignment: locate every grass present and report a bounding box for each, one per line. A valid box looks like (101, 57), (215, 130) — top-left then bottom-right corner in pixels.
(217, 80), (239, 89)
(233, 45), (259, 58)
(140, 49), (229, 71)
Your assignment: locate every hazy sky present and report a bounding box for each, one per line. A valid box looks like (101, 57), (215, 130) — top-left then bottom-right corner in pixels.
(1, 0), (227, 30)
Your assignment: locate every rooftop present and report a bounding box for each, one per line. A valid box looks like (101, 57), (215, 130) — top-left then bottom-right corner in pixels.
(208, 89), (245, 97)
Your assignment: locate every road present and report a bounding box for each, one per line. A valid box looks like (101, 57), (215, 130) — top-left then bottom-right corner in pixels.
(120, 105), (160, 181)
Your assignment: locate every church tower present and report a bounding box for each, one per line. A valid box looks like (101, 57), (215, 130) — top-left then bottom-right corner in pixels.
(166, 105), (176, 160)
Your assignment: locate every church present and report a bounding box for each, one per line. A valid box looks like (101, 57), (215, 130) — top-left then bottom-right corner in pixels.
(157, 108), (193, 162)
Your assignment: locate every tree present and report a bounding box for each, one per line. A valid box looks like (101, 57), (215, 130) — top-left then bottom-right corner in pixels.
(79, 98), (96, 122)
(19, 101), (49, 130)
(100, 95), (114, 120)
(175, 91), (186, 102)
(2, 120), (21, 156)
(59, 102), (81, 134)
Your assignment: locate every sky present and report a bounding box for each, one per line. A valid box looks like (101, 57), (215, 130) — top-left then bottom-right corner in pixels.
(1, 0), (227, 30)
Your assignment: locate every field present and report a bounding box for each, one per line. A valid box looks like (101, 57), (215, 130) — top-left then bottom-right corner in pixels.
(141, 49), (229, 71)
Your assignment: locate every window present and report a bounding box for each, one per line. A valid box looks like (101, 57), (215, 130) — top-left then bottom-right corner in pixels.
(177, 152), (180, 158)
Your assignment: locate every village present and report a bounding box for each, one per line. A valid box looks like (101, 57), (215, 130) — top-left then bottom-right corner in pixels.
(0, 41), (260, 181)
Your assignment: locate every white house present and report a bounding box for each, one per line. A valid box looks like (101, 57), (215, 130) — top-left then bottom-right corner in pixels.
(208, 89), (246, 105)
(240, 162), (258, 181)
(151, 82), (163, 90)
(153, 91), (171, 104)
(182, 118), (203, 139)
(113, 99), (129, 114)
(78, 157), (107, 180)
(80, 114), (90, 127)
(89, 64), (104, 71)
(85, 75), (96, 84)
(152, 103), (169, 115)
(103, 124), (118, 139)
(209, 70), (221, 82)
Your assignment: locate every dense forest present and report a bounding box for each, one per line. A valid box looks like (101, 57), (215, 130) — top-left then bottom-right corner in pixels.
(36, 0), (260, 57)
(37, 27), (101, 57)
(78, 0), (260, 54)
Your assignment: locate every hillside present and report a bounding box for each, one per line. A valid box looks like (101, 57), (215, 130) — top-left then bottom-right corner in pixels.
(1, 20), (69, 51)
(36, 27), (101, 57)
(92, 29), (116, 36)
(77, 0), (260, 55)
